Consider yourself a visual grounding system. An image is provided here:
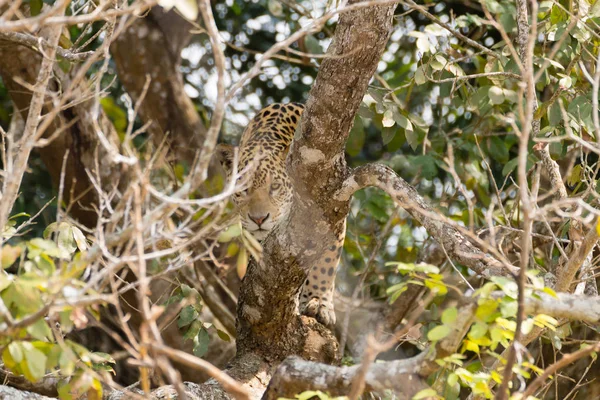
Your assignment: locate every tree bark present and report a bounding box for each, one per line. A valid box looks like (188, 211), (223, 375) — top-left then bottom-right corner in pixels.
(263, 356), (428, 400)
(111, 7), (208, 168)
(0, 38), (126, 228)
(235, 0), (396, 362)
(0, 385), (57, 400)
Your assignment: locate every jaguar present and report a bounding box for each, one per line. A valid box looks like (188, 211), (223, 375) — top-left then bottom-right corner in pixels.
(217, 102), (344, 327)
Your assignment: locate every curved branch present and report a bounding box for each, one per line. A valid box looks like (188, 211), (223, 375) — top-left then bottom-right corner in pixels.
(150, 344), (251, 400)
(335, 163), (517, 278)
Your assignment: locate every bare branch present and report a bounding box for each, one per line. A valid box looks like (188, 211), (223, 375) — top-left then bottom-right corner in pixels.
(150, 344), (251, 400)
(556, 223), (600, 292)
(335, 163), (517, 278)
(0, 4), (65, 238)
(0, 31), (94, 61)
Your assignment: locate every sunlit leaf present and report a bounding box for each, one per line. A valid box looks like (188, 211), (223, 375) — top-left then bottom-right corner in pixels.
(428, 325), (451, 341)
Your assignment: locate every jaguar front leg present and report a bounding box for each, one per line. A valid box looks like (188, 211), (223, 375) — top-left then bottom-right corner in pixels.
(299, 234), (344, 328)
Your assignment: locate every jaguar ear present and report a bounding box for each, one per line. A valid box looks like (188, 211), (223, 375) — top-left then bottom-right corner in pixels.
(215, 143), (235, 175)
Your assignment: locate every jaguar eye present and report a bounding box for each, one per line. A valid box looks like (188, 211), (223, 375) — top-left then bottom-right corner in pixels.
(270, 182), (281, 191)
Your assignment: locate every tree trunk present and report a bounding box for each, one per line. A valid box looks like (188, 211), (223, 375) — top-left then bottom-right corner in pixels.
(111, 8), (208, 168)
(0, 38), (126, 228)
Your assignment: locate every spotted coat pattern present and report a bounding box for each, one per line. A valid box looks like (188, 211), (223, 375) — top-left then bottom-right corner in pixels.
(217, 103), (344, 327)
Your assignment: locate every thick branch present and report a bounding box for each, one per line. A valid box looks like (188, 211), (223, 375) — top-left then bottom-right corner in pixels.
(520, 291), (600, 323)
(263, 356), (427, 400)
(0, 385), (56, 400)
(265, 302), (476, 399)
(336, 163), (516, 278)
(0, 13), (63, 232)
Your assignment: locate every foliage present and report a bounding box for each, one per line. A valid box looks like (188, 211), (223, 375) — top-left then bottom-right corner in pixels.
(164, 284), (231, 358)
(1, 0), (600, 398)
(0, 217), (113, 398)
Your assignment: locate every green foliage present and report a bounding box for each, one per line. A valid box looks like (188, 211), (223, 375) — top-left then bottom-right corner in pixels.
(3, 0), (600, 397)
(163, 284), (230, 358)
(1, 216), (111, 398)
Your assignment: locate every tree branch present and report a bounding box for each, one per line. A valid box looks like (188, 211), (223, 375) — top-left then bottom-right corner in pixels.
(335, 163), (517, 278)
(263, 355), (427, 400)
(264, 302), (477, 399)
(519, 291), (600, 323)
(0, 31), (94, 61)
(556, 223), (599, 292)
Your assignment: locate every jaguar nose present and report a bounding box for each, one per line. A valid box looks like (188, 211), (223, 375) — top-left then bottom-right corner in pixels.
(248, 213), (270, 227)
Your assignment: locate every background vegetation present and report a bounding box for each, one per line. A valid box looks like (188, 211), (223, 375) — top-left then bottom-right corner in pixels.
(1, 0), (600, 399)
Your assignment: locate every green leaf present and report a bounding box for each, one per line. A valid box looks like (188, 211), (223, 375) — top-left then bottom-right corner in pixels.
(193, 328), (210, 358)
(8, 342), (24, 363)
(178, 305), (198, 328)
(184, 320), (202, 341)
(428, 325), (451, 341)
(9, 212), (30, 220)
(542, 287), (558, 298)
(217, 223), (242, 243)
(488, 86), (505, 105)
(381, 127), (396, 145)
(502, 158), (519, 176)
(415, 67), (427, 85)
(405, 127), (421, 150)
(568, 96), (593, 130)
(303, 35), (323, 55)
(548, 99), (563, 126)
(23, 343), (48, 382)
(425, 278), (447, 295)
(217, 329), (231, 342)
(469, 322), (488, 339)
(357, 104), (375, 119)
(382, 109), (395, 127)
(413, 388), (439, 400)
(89, 352), (116, 364)
(30, 0), (43, 16)
(163, 293), (184, 306)
(57, 223), (77, 254)
(476, 298), (499, 322)
(27, 319), (53, 341)
(100, 98), (127, 135)
(59, 348), (77, 376)
(386, 282), (408, 304)
(441, 307), (458, 325)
